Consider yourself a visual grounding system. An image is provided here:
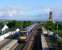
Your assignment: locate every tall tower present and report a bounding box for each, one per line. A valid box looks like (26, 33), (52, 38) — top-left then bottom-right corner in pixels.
(48, 11), (53, 21)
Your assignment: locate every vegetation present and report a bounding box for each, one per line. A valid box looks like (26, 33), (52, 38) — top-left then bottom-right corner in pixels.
(7, 20), (32, 28)
(44, 21), (56, 31)
(44, 21), (62, 37)
(7, 20), (16, 28)
(44, 21), (62, 50)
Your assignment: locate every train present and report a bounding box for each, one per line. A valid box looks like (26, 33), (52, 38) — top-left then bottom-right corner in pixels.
(18, 24), (39, 43)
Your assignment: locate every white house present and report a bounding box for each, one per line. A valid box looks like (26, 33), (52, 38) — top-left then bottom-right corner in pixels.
(1, 24), (8, 33)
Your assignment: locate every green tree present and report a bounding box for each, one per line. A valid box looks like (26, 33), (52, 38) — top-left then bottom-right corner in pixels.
(23, 21), (32, 28)
(7, 20), (16, 28)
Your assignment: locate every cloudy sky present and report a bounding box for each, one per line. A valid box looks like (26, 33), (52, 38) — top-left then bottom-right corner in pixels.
(0, 0), (62, 21)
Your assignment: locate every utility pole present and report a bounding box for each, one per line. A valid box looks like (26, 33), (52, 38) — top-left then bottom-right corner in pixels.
(57, 24), (58, 33)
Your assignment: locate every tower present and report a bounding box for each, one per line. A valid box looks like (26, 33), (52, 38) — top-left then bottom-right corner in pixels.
(48, 11), (53, 21)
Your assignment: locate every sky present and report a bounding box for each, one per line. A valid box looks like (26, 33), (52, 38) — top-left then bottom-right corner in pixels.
(0, 0), (62, 21)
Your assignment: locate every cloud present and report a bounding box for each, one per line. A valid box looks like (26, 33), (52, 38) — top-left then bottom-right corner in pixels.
(0, 6), (62, 21)
(0, 7), (51, 17)
(8, 10), (17, 16)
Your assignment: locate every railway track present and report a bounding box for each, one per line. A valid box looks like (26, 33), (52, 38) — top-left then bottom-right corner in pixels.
(1, 40), (18, 50)
(32, 32), (42, 50)
(0, 39), (11, 49)
(41, 34), (49, 50)
(0, 24), (49, 50)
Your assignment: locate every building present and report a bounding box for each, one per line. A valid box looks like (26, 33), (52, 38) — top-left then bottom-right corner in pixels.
(1, 24), (8, 34)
